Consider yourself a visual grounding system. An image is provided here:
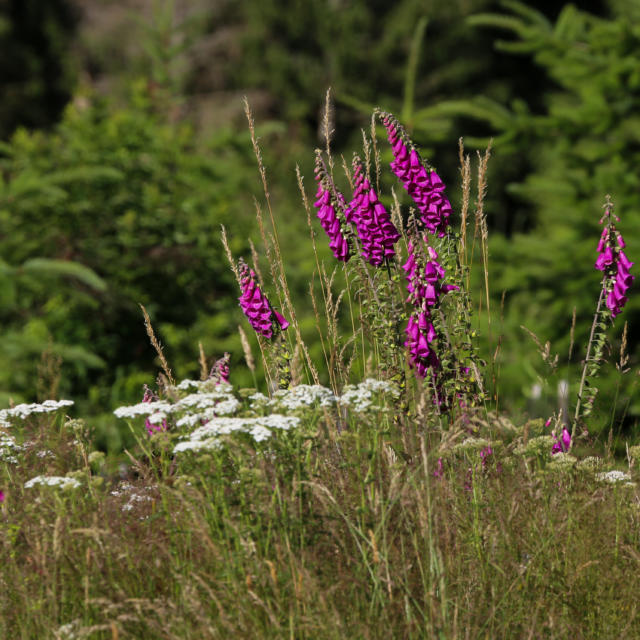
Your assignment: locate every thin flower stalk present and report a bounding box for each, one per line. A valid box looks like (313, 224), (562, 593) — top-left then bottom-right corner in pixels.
(573, 196), (634, 442)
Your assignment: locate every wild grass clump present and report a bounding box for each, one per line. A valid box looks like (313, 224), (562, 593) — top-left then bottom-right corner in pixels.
(1, 99), (638, 638)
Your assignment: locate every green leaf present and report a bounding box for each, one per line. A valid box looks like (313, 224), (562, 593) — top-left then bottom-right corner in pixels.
(19, 259), (107, 292)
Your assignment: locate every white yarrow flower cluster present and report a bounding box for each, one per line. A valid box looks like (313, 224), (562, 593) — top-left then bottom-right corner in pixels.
(0, 433), (23, 464)
(114, 385), (238, 421)
(249, 392), (270, 409)
(24, 475), (81, 490)
(176, 379), (208, 390)
(596, 470), (632, 484)
(267, 385), (337, 411)
(338, 378), (400, 412)
(173, 397), (243, 429)
(115, 377), (399, 450)
(173, 415), (300, 454)
(113, 400), (173, 419)
(0, 399), (73, 426)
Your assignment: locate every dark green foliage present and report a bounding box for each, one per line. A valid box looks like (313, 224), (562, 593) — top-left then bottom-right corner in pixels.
(0, 0), (78, 138)
(0, 85), (256, 417)
(488, 2), (640, 429)
(412, 1), (640, 428)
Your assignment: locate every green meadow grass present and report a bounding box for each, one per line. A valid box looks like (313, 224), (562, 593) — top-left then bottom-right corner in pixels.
(1, 103), (638, 640)
(1, 382), (640, 639)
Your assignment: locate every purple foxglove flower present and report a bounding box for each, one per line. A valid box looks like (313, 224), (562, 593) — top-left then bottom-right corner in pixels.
(551, 427), (571, 454)
(209, 352), (230, 383)
(313, 155), (351, 262)
(346, 160), (401, 266)
(404, 310), (440, 378)
(344, 165), (364, 227)
(142, 385), (167, 436)
(595, 220), (634, 318)
(402, 235), (458, 380)
(238, 259), (289, 338)
(0, 490), (4, 503)
(434, 457), (444, 478)
(403, 240), (458, 306)
(380, 112), (451, 236)
(314, 182), (351, 262)
(480, 446), (493, 467)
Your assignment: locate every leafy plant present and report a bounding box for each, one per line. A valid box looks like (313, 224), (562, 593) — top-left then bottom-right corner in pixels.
(0, 84), (256, 421)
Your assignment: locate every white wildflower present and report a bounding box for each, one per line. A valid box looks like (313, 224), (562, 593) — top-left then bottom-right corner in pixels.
(113, 400), (173, 419)
(122, 492), (153, 513)
(110, 481), (134, 497)
(176, 379), (201, 390)
(359, 378), (399, 394)
(596, 470), (631, 484)
(187, 417), (249, 440)
(210, 397), (241, 415)
(249, 392), (270, 409)
(24, 475), (81, 490)
(173, 414), (300, 454)
(578, 456), (603, 470)
(547, 452), (577, 471)
(176, 413), (205, 429)
(0, 433), (23, 463)
(0, 399), (74, 423)
(518, 435), (555, 457)
(109, 482), (157, 512)
(260, 414), (299, 430)
(147, 412), (168, 425)
(176, 379), (233, 393)
(339, 378), (399, 412)
(175, 390), (236, 410)
(174, 397), (242, 429)
(173, 438), (220, 453)
(271, 385), (336, 410)
(250, 425), (272, 442)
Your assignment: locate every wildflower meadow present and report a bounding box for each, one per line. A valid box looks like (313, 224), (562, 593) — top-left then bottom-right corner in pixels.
(1, 83), (639, 639)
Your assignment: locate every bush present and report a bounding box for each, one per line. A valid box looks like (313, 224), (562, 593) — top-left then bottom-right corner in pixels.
(0, 84), (256, 417)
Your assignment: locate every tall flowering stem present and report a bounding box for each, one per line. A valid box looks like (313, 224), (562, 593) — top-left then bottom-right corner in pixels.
(403, 229), (458, 394)
(573, 196), (634, 440)
(377, 110), (452, 237)
(595, 199), (635, 318)
(378, 110), (485, 407)
(313, 151), (351, 262)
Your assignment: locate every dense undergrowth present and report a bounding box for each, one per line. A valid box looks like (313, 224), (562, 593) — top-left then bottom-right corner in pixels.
(1, 102), (638, 639)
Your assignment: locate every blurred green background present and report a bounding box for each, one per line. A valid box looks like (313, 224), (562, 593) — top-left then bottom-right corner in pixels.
(1, 0), (638, 449)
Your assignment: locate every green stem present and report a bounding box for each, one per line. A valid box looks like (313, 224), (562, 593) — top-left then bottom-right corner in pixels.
(572, 284), (605, 444)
